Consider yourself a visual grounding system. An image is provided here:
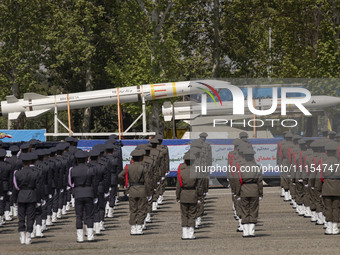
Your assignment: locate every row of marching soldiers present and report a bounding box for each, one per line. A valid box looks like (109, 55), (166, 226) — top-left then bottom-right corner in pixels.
(0, 135), (125, 244)
(278, 128), (340, 235)
(175, 132), (211, 240)
(227, 132), (263, 238)
(118, 134), (169, 235)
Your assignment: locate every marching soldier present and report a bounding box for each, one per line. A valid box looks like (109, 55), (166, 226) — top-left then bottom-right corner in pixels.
(13, 153), (40, 245)
(0, 148), (13, 223)
(149, 138), (162, 211)
(277, 131), (288, 197)
(119, 149), (148, 235)
(68, 150), (97, 242)
(281, 132), (294, 201)
(315, 142), (340, 235)
(235, 148), (263, 238)
(199, 132), (212, 196)
(176, 153), (202, 240)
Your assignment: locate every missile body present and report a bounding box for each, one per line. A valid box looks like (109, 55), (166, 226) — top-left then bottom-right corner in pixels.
(0, 81), (194, 120)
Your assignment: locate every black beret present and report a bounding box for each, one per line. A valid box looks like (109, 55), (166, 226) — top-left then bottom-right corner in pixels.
(56, 143), (67, 151)
(243, 149), (255, 155)
(89, 149), (100, 157)
(20, 143), (30, 150)
(239, 132), (248, 138)
(0, 149), (6, 157)
(191, 139), (203, 148)
(183, 153), (196, 160)
(35, 149), (46, 157)
(29, 139), (38, 145)
(155, 134), (164, 140)
(285, 132), (293, 138)
(293, 135), (302, 141)
(325, 142), (338, 151)
(105, 143), (114, 150)
(298, 140), (306, 145)
(75, 150), (88, 159)
(9, 145), (20, 152)
(65, 137), (74, 143)
(149, 138), (159, 144)
(233, 138), (242, 146)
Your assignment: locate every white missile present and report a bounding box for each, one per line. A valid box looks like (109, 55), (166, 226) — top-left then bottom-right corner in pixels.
(162, 95), (340, 121)
(0, 80), (206, 120)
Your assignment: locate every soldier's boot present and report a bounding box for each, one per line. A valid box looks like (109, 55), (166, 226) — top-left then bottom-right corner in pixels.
(288, 190), (292, 200)
(249, 224), (255, 237)
(9, 206), (13, 216)
(77, 229), (84, 243)
(284, 191), (290, 201)
(188, 227), (196, 239)
(31, 224), (36, 238)
(13, 205), (18, 217)
(181, 227), (189, 240)
(99, 221), (105, 231)
(136, 225), (144, 235)
(311, 211), (317, 222)
(316, 212), (324, 225)
(42, 220), (47, 231)
(52, 212), (58, 222)
(4, 211), (12, 221)
(61, 205), (67, 215)
(281, 188), (285, 197)
(152, 202), (158, 211)
(46, 215), (54, 226)
(325, 222), (333, 235)
(66, 202), (71, 211)
(25, 232), (32, 245)
(19, 232), (26, 245)
(157, 195), (163, 205)
(87, 228), (95, 241)
(104, 202), (110, 217)
(304, 207), (312, 218)
(332, 223), (339, 235)
(242, 224), (249, 237)
(94, 222), (101, 235)
(57, 209), (62, 219)
(237, 219), (243, 232)
(107, 207), (114, 218)
(115, 197), (119, 206)
(71, 196), (75, 208)
(291, 200), (297, 209)
(145, 213), (152, 223)
(35, 225), (44, 238)
(130, 225), (137, 235)
(298, 205), (305, 216)
(232, 202), (235, 212)
(142, 219), (147, 230)
(0, 216), (4, 226)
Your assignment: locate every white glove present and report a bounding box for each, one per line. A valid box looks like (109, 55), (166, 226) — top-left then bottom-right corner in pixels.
(104, 192), (110, 198)
(48, 194), (53, 199)
(157, 182), (160, 185)
(7, 191), (12, 196)
(41, 200), (46, 206)
(298, 179), (303, 183)
(93, 198), (98, 204)
(67, 186), (71, 190)
(197, 200), (201, 204)
(161, 177), (165, 181)
(13, 203), (17, 207)
(259, 197), (263, 201)
(236, 197), (241, 201)
(177, 200), (180, 203)
(147, 196), (152, 201)
(60, 189), (64, 193)
(117, 184), (120, 188)
(0, 196), (3, 200)
(36, 203), (41, 208)
(304, 184), (308, 188)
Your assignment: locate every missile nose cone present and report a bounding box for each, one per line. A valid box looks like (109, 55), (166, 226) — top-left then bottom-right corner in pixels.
(310, 96), (340, 107)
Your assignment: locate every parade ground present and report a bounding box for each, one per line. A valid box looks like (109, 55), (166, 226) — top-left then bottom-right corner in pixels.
(1, 186), (339, 255)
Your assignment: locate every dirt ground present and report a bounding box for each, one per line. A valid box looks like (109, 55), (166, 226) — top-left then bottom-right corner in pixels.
(1, 187), (339, 255)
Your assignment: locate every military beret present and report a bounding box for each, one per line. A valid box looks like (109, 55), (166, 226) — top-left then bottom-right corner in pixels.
(93, 144), (105, 152)
(310, 140), (319, 148)
(56, 143), (67, 151)
(325, 142), (338, 151)
(317, 139), (327, 147)
(155, 134), (164, 140)
(321, 127), (329, 133)
(0, 149), (6, 157)
(75, 150), (88, 159)
(183, 153), (196, 160)
(199, 132), (208, 138)
(49, 147), (57, 153)
(189, 147), (201, 155)
(149, 138), (159, 144)
(233, 138), (242, 146)
(238, 143), (252, 153)
(305, 138), (315, 143)
(89, 149), (100, 157)
(73, 138), (79, 143)
(20, 143), (30, 150)
(105, 143), (114, 150)
(239, 132), (248, 138)
(136, 144), (145, 150)
(243, 149), (255, 155)
(29, 139), (38, 145)
(329, 131), (336, 135)
(35, 149), (46, 157)
(109, 134), (118, 140)
(65, 137), (74, 143)
(293, 135), (302, 141)
(298, 140), (306, 145)
(191, 139), (203, 148)
(285, 132), (293, 138)
(131, 149), (145, 157)
(20, 152), (37, 161)
(9, 145), (20, 152)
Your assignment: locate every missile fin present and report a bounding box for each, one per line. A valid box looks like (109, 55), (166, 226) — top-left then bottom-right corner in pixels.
(25, 109), (51, 118)
(6, 95), (19, 103)
(24, 93), (48, 100)
(8, 112), (21, 120)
